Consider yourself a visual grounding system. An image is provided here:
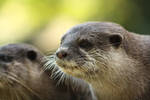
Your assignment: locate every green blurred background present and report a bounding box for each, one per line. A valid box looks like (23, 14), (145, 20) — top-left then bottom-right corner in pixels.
(0, 0), (149, 52)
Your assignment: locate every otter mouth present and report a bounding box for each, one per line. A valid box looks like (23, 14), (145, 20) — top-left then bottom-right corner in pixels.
(44, 55), (82, 84)
(56, 60), (78, 70)
(44, 54), (78, 70)
(44, 54), (98, 81)
(55, 56), (85, 76)
(57, 62), (82, 76)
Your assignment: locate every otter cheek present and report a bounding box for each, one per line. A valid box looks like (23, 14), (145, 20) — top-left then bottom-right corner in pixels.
(55, 58), (65, 68)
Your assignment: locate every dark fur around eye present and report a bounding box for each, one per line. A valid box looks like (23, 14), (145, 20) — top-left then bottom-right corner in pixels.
(78, 40), (93, 50)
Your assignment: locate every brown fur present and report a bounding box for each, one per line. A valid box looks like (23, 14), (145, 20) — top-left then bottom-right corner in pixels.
(48, 22), (150, 100)
(0, 43), (96, 100)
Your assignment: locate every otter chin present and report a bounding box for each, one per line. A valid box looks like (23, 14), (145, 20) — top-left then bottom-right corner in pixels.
(46, 22), (150, 100)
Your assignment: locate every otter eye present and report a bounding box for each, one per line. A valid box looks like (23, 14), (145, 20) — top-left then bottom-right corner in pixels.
(27, 50), (37, 61)
(79, 40), (93, 50)
(109, 34), (122, 47)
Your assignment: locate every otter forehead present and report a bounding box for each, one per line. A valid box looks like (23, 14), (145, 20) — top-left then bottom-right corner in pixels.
(0, 44), (39, 54)
(66, 22), (125, 34)
(62, 22), (126, 44)
(0, 43), (42, 61)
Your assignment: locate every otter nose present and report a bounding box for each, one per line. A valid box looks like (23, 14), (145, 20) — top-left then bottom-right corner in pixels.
(0, 54), (13, 71)
(0, 54), (13, 63)
(56, 50), (68, 59)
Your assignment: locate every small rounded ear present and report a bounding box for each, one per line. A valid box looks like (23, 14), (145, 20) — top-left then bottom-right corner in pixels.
(109, 34), (122, 47)
(27, 50), (37, 61)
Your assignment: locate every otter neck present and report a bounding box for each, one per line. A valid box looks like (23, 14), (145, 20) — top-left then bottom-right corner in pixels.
(123, 33), (150, 65)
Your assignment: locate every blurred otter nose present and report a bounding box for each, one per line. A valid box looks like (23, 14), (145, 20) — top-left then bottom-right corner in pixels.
(0, 54), (13, 70)
(56, 48), (68, 59)
(0, 54), (13, 63)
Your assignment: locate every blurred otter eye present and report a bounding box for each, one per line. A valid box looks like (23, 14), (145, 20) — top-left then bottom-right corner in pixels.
(27, 50), (37, 61)
(79, 40), (93, 50)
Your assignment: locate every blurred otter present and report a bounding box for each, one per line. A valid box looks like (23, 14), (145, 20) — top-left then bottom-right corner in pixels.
(0, 43), (95, 100)
(46, 22), (150, 100)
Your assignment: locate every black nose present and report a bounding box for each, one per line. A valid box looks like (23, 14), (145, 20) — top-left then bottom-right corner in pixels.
(56, 50), (68, 59)
(0, 54), (13, 62)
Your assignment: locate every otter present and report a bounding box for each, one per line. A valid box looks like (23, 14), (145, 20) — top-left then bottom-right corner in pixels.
(45, 22), (150, 100)
(0, 43), (96, 100)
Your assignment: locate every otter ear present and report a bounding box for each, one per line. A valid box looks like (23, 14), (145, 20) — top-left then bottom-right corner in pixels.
(27, 50), (37, 61)
(109, 34), (122, 47)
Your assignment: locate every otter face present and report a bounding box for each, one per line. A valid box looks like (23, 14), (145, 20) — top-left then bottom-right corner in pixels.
(54, 22), (125, 80)
(0, 44), (42, 100)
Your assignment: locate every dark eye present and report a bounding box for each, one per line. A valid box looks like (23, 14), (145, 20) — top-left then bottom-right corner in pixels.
(109, 34), (122, 47)
(27, 50), (37, 61)
(79, 40), (93, 50)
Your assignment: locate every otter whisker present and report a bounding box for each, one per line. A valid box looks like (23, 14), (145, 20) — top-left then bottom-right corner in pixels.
(60, 72), (66, 84)
(44, 55), (73, 87)
(45, 50), (56, 56)
(56, 72), (65, 86)
(6, 73), (41, 99)
(43, 54), (55, 61)
(52, 69), (61, 77)
(43, 62), (53, 71)
(45, 62), (58, 74)
(44, 55), (59, 67)
(51, 69), (62, 80)
(64, 74), (70, 86)
(44, 60), (54, 68)
(0, 73), (40, 100)
(50, 64), (57, 72)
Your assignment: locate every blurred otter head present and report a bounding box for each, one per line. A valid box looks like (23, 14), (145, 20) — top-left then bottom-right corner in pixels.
(0, 44), (76, 100)
(0, 43), (97, 100)
(0, 44), (43, 100)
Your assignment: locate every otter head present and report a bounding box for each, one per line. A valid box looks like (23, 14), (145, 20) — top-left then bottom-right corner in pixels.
(45, 21), (142, 88)
(46, 22), (149, 100)
(53, 22), (128, 81)
(0, 44), (43, 100)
